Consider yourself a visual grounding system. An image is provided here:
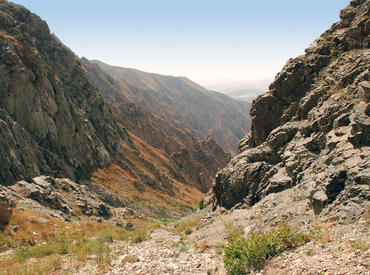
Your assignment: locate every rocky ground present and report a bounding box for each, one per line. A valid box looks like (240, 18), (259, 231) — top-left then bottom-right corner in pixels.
(0, 184), (368, 274)
(52, 206), (369, 275)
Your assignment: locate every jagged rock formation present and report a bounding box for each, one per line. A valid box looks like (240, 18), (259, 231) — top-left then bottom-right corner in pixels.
(171, 136), (231, 192)
(0, 0), (131, 185)
(0, 175), (135, 227)
(81, 58), (231, 192)
(211, 0), (370, 221)
(89, 59), (251, 155)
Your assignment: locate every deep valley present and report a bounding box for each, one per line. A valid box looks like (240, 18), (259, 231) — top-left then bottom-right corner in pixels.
(0, 0), (369, 274)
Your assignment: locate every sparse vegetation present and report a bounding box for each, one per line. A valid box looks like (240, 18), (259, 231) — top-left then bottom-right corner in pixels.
(198, 199), (204, 210)
(170, 217), (202, 237)
(173, 241), (189, 253)
(133, 180), (146, 192)
(215, 243), (225, 255)
(223, 225), (308, 274)
(309, 222), (336, 244)
(0, 208), (159, 274)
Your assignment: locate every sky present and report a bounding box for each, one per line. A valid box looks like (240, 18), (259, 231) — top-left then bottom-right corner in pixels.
(12, 0), (349, 92)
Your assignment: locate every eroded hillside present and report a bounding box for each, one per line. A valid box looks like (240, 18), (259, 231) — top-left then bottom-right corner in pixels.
(89, 59), (251, 155)
(81, 58), (231, 193)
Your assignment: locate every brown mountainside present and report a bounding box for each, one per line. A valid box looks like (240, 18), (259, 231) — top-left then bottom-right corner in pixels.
(89, 59), (251, 155)
(81, 58), (231, 193)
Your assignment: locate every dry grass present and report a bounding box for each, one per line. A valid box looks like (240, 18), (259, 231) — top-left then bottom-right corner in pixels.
(309, 221), (337, 244)
(92, 165), (198, 219)
(0, 209), (159, 274)
(224, 221), (244, 242)
(91, 132), (203, 219)
(170, 216), (202, 237)
(0, 254), (63, 275)
(364, 202), (370, 220)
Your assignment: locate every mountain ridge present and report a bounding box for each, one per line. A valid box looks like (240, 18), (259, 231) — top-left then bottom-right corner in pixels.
(89, 59), (251, 155)
(81, 58), (231, 193)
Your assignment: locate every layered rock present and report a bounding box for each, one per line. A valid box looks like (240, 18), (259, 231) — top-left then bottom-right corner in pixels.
(171, 136), (231, 192)
(212, 0), (370, 221)
(0, 1), (131, 185)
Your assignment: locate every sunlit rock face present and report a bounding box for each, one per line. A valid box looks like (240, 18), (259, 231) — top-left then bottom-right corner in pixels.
(211, 0), (370, 221)
(0, 1), (132, 185)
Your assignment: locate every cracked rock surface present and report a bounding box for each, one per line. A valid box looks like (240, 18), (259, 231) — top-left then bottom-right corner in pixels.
(211, 0), (370, 223)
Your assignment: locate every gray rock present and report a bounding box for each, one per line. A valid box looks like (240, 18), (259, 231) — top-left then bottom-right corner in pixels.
(358, 81), (370, 102)
(0, 1), (133, 185)
(210, 0), (370, 222)
(310, 190), (328, 215)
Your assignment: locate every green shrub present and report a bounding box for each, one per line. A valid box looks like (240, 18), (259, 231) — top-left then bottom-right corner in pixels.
(223, 225), (308, 274)
(199, 200), (204, 210)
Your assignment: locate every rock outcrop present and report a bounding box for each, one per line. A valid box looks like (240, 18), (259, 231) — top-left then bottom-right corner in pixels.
(0, 1), (131, 185)
(211, 0), (370, 221)
(0, 175), (135, 227)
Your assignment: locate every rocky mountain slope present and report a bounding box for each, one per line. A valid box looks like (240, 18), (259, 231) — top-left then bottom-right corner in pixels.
(89, 59), (251, 155)
(0, 0), (132, 184)
(81, 58), (231, 192)
(209, 0), (369, 222)
(0, 0), (231, 218)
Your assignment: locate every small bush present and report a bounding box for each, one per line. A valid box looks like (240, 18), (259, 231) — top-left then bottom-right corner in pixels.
(199, 200), (204, 210)
(223, 225), (308, 274)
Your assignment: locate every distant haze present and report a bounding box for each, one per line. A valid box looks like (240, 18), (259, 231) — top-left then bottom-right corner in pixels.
(204, 79), (271, 102)
(204, 79), (271, 93)
(12, 0), (349, 87)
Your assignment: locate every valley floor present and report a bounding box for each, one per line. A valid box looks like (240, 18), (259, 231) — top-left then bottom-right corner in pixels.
(80, 212), (369, 275)
(2, 208), (368, 275)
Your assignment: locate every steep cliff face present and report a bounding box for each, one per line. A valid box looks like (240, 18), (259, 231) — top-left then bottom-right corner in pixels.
(89, 60), (251, 155)
(212, 0), (369, 221)
(0, 1), (131, 185)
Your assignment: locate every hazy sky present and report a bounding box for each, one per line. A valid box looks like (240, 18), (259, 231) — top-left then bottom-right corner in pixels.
(13, 0), (349, 90)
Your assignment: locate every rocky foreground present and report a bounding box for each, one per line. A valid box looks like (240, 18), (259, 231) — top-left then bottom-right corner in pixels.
(23, 206), (366, 275)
